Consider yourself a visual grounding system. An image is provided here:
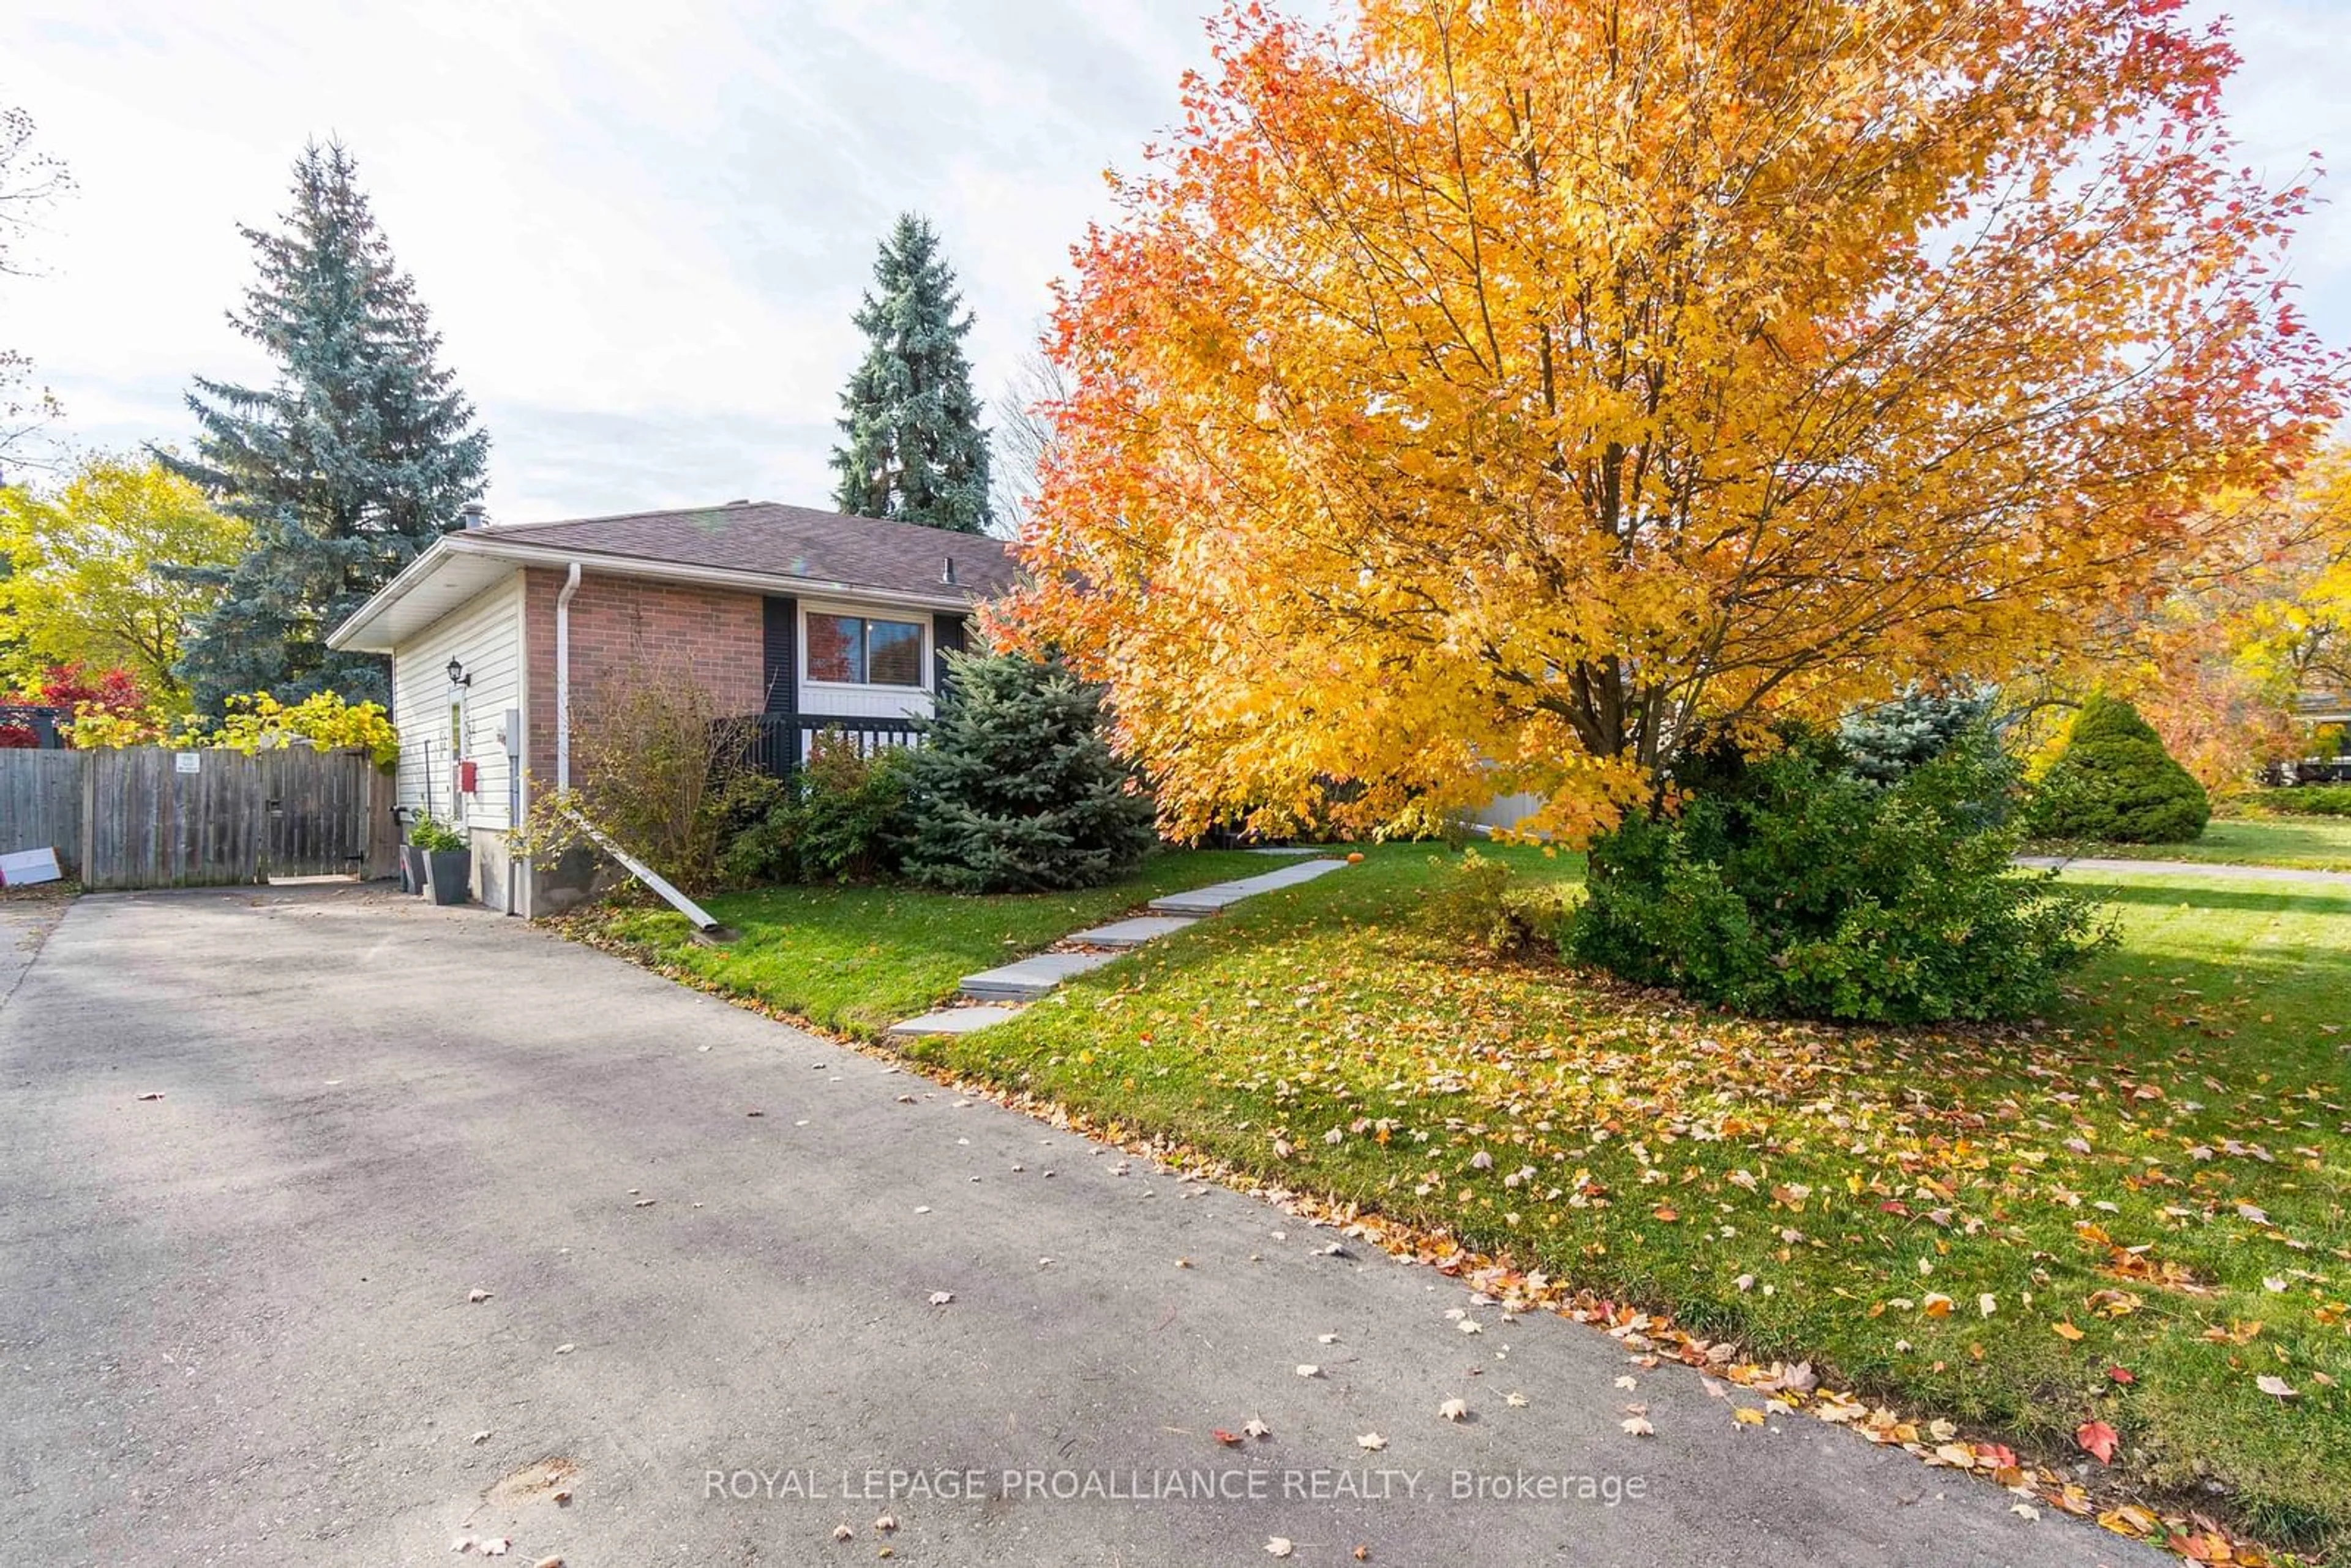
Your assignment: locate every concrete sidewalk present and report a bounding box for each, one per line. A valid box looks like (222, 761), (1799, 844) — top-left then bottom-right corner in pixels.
(2019, 853), (2351, 887)
(0, 895), (66, 1012)
(0, 886), (2161, 1567)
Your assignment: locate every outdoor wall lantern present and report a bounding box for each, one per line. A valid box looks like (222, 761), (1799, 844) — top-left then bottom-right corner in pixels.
(446, 657), (471, 688)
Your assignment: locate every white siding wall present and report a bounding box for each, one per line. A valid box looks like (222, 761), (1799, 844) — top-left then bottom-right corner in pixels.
(1469, 790), (1547, 835)
(392, 571), (526, 833)
(797, 598), (938, 722)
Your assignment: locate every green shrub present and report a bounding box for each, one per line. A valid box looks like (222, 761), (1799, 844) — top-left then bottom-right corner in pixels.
(406, 813), (465, 852)
(1569, 740), (2110, 1023)
(719, 732), (910, 885)
(802, 737), (912, 880)
(711, 773), (792, 884)
(1417, 849), (1573, 955)
(898, 651), (1159, 893)
(2025, 695), (2209, 844)
(509, 662), (758, 894)
(2257, 784), (2351, 817)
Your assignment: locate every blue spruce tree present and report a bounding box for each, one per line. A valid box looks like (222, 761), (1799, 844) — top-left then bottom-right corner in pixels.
(171, 140), (487, 710)
(1837, 686), (1997, 785)
(830, 214), (992, 534)
(898, 650), (1158, 892)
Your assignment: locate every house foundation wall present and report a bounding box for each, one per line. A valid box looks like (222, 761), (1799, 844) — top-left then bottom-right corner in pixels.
(467, 825), (520, 913)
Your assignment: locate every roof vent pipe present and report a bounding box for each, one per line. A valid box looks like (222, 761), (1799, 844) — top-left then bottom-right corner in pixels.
(942, 554), (957, 585)
(460, 501), (489, 530)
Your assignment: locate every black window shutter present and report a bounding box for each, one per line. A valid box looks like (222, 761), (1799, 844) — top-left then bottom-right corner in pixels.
(931, 612), (966, 696)
(763, 596), (798, 716)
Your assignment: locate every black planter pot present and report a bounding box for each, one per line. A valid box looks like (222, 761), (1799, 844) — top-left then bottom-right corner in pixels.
(424, 848), (473, 906)
(399, 844), (427, 895)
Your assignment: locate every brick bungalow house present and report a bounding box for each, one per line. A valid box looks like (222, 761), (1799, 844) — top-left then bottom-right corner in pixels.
(326, 500), (1020, 913)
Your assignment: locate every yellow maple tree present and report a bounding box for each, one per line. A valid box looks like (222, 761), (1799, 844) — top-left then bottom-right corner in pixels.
(0, 452), (247, 703)
(2027, 444), (2351, 790)
(2229, 448), (2351, 711)
(1001, 0), (2343, 840)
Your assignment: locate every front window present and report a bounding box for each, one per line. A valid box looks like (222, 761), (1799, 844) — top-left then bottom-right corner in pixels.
(806, 612), (925, 687)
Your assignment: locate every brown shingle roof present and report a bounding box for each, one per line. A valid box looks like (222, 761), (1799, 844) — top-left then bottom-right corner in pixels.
(483, 500), (1020, 601)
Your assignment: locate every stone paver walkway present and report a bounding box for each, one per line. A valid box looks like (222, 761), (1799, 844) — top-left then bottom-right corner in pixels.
(888, 858), (1352, 1037)
(1148, 857), (1350, 914)
(958, 948), (1125, 1001)
(885, 1002), (1028, 1036)
(1063, 913), (1199, 947)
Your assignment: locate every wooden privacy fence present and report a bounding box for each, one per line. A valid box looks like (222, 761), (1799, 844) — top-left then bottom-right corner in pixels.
(0, 745), (399, 890)
(1, 751), (83, 870)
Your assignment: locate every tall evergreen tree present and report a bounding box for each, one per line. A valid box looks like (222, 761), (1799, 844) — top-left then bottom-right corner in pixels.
(171, 140), (487, 710)
(830, 214), (992, 534)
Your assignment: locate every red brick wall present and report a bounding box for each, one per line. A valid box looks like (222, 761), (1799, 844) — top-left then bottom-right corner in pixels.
(521, 568), (765, 793)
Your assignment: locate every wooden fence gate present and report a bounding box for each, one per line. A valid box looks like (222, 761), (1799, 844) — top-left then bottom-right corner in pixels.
(1, 746), (397, 890)
(0, 751), (84, 872)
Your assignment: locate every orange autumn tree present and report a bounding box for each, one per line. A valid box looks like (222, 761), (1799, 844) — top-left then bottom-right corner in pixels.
(2093, 445), (2351, 790)
(1990, 441), (2351, 791)
(2225, 445), (2351, 718)
(1002, 0), (2342, 841)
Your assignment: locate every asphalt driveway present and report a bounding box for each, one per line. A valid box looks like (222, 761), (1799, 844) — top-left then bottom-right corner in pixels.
(0, 886), (2158, 1566)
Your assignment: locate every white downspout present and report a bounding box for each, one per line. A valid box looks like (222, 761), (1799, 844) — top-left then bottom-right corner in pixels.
(543, 558), (723, 938)
(555, 561), (582, 791)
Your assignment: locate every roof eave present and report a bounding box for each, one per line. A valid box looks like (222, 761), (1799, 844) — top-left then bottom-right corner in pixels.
(473, 535), (1005, 613)
(327, 533), (1007, 653)
(324, 535), (466, 653)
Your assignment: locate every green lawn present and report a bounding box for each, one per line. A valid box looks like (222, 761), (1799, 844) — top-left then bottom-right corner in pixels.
(912, 847), (2347, 1555)
(572, 848), (1272, 1037)
(589, 843), (2350, 1555)
(2031, 814), (2351, 872)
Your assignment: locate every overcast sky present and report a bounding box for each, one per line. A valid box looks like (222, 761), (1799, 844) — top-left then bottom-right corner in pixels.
(4, 0), (2347, 525)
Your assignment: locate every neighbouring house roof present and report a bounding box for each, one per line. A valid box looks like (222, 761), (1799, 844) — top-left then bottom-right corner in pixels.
(328, 500), (1021, 654)
(2295, 691), (2351, 724)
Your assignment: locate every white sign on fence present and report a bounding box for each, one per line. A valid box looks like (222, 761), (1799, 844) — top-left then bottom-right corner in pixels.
(0, 847), (62, 886)
(174, 751), (202, 774)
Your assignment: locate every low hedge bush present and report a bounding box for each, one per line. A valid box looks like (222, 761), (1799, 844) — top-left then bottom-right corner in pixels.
(718, 732), (910, 885)
(1569, 739), (2109, 1024)
(2255, 784), (2351, 817)
(1417, 849), (1574, 955)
